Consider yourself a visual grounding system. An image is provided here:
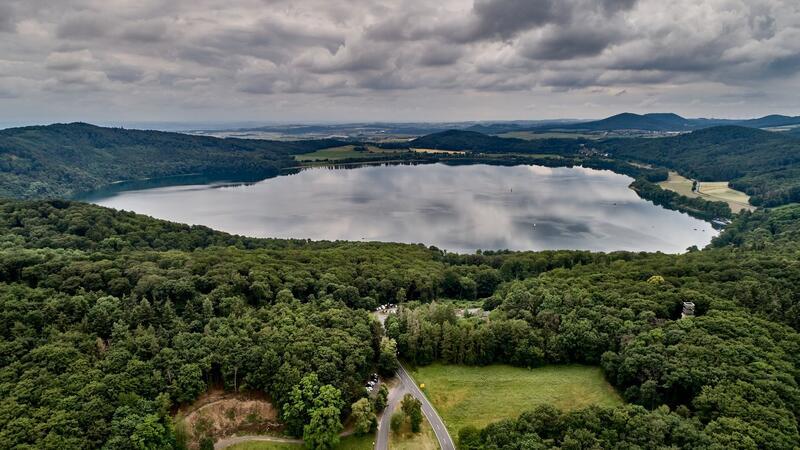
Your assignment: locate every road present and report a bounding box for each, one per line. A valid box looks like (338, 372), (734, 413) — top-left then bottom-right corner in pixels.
(375, 364), (455, 450)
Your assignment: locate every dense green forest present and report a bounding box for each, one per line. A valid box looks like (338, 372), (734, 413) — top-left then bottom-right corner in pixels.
(601, 127), (800, 207)
(1, 122), (800, 448)
(0, 197), (799, 448)
(389, 205), (800, 449)
(0, 123), (344, 200)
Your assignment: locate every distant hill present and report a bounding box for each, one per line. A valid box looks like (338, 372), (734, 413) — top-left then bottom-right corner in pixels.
(735, 115), (800, 128)
(0, 123), (344, 199)
(560, 113), (695, 131)
(536, 112), (800, 132)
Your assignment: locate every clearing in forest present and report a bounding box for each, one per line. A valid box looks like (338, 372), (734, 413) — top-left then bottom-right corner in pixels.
(658, 171), (754, 213)
(410, 148), (466, 154)
(296, 145), (404, 161)
(408, 364), (623, 436)
(175, 389), (280, 449)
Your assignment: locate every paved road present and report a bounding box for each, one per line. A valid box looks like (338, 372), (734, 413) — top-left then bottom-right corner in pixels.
(375, 379), (407, 450)
(375, 364), (455, 450)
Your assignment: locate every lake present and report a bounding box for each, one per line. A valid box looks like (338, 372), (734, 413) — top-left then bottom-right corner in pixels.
(87, 163), (717, 253)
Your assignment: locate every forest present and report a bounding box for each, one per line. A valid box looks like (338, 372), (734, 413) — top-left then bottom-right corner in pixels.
(600, 126), (800, 207)
(0, 123), (344, 200)
(0, 196), (798, 448)
(0, 122), (800, 448)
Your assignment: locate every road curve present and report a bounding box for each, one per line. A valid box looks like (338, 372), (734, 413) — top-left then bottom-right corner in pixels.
(375, 364), (455, 450)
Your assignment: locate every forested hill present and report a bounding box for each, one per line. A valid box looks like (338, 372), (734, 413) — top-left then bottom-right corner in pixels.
(0, 122), (344, 200)
(406, 129), (585, 154)
(601, 126), (800, 206)
(533, 112), (800, 132)
(405, 126), (800, 208)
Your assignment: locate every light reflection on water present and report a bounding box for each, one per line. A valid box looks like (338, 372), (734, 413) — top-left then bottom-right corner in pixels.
(90, 163), (717, 253)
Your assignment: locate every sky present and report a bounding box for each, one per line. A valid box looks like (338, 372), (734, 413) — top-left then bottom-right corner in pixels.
(0, 0), (799, 126)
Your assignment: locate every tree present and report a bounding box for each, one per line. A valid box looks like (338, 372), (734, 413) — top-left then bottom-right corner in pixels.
(303, 385), (343, 450)
(390, 412), (404, 433)
(282, 374), (322, 437)
(378, 337), (399, 376)
(401, 394), (423, 433)
(373, 384), (389, 412)
(351, 398), (376, 435)
(174, 363), (206, 403)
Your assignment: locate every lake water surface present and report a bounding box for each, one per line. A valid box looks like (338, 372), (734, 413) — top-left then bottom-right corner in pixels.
(89, 163), (717, 253)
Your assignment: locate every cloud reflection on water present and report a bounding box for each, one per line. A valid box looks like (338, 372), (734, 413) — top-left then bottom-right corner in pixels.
(92, 163), (717, 253)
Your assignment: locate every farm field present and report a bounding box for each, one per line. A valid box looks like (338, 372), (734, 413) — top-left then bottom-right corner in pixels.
(295, 145), (405, 161)
(658, 171), (754, 212)
(407, 364), (623, 436)
(411, 148), (466, 154)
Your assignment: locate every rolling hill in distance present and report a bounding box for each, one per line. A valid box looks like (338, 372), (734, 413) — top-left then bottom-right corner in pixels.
(193, 113), (800, 139)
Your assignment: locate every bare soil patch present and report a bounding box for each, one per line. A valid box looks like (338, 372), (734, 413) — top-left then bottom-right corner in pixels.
(177, 389), (281, 449)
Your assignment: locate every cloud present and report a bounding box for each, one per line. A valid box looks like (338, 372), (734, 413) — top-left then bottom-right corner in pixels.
(520, 26), (624, 60)
(56, 13), (112, 39)
(0, 4), (17, 33)
(45, 50), (95, 71)
(0, 0), (798, 123)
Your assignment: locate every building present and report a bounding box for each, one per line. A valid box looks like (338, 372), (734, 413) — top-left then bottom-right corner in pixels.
(681, 301), (695, 319)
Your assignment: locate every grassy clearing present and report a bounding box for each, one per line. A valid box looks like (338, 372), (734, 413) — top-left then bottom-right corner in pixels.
(697, 182), (752, 209)
(296, 145), (405, 162)
(388, 402), (439, 450)
(658, 171), (698, 197)
(658, 171), (754, 213)
(227, 434), (374, 450)
(411, 148), (466, 155)
(408, 364), (623, 436)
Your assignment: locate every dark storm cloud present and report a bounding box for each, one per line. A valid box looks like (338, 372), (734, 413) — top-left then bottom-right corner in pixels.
(56, 13), (112, 39)
(520, 27), (623, 60)
(0, 4), (16, 33)
(450, 0), (639, 42)
(417, 45), (464, 67)
(467, 0), (571, 41)
(0, 0), (798, 122)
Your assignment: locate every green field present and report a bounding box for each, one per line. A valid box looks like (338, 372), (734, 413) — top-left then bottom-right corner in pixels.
(227, 434), (373, 450)
(295, 145), (405, 162)
(408, 364), (623, 436)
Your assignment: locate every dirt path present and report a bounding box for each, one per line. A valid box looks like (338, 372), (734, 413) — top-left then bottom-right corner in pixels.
(214, 434), (303, 449)
(214, 429), (357, 449)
